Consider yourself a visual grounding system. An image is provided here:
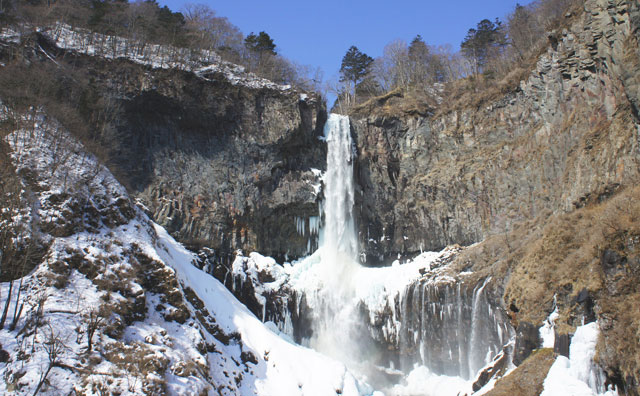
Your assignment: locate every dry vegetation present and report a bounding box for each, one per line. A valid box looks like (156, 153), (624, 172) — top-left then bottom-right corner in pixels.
(346, 0), (584, 117)
(0, 0), (321, 91)
(450, 184), (640, 390)
(485, 348), (556, 396)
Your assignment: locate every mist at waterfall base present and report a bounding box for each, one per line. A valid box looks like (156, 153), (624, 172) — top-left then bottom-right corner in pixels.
(283, 114), (508, 395)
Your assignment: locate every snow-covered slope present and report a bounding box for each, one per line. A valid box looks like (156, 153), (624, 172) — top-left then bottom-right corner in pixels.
(0, 108), (367, 395)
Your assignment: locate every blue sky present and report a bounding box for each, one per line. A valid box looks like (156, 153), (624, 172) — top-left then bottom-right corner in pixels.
(159, 0), (533, 83)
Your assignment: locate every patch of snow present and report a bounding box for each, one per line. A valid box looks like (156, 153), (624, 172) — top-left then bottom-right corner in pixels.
(541, 322), (618, 396)
(540, 300), (559, 348)
(389, 365), (470, 396)
(0, 27), (21, 43)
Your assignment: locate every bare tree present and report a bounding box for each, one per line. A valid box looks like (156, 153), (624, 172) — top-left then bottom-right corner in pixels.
(29, 291), (48, 354)
(84, 307), (106, 353)
(182, 3), (242, 51)
(32, 325), (67, 396)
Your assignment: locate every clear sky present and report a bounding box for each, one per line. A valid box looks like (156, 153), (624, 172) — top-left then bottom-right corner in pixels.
(158, 0), (533, 83)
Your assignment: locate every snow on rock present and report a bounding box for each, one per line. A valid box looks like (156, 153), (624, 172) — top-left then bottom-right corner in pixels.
(352, 248), (460, 317)
(541, 322), (618, 396)
(0, 27), (21, 43)
(153, 225), (369, 396)
(33, 23), (293, 92)
(0, 107), (369, 395)
(539, 301), (559, 348)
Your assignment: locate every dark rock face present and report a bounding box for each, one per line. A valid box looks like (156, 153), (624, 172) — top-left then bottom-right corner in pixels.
(68, 56), (327, 262)
(363, 275), (513, 380)
(472, 348), (509, 392)
(554, 332), (571, 358)
(351, 0), (640, 265)
(193, 251), (313, 343)
(513, 322), (540, 366)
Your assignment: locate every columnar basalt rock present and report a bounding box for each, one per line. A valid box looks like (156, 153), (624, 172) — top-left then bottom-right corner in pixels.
(351, 0), (640, 266)
(57, 52), (328, 262)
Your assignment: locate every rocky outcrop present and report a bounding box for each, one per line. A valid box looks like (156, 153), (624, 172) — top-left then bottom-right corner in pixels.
(351, 0), (640, 265)
(19, 31), (329, 262)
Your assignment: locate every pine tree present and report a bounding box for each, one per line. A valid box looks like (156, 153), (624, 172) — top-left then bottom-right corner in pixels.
(244, 31), (277, 55)
(408, 35), (429, 62)
(339, 46), (374, 88)
(461, 18), (506, 74)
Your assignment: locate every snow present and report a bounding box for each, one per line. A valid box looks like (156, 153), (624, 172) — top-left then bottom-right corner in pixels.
(153, 225), (370, 396)
(541, 322), (618, 396)
(353, 249), (459, 315)
(283, 236), (460, 319)
(540, 301), (559, 348)
(0, 27), (21, 43)
(389, 365), (470, 396)
(37, 23), (293, 92)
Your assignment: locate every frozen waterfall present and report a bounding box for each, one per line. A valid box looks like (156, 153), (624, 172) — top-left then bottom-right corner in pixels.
(321, 113), (358, 262)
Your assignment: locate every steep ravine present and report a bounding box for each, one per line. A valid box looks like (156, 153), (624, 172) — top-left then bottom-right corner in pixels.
(1, 2), (638, 393)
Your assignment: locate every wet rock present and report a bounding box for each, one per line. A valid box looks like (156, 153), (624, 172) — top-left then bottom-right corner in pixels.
(513, 322), (540, 366)
(472, 348), (509, 392)
(575, 288), (596, 323)
(554, 332), (571, 358)
(363, 276), (513, 379)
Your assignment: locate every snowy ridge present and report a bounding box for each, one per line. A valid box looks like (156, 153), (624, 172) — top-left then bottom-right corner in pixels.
(21, 23), (294, 92)
(0, 107), (368, 395)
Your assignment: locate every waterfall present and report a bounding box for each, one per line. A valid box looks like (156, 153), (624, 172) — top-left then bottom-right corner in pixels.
(230, 113), (515, 394)
(303, 114), (366, 365)
(318, 114), (359, 284)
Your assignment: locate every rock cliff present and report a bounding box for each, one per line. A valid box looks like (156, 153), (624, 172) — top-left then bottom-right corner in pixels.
(2, 29), (328, 263)
(351, 0), (639, 265)
(112, 68), (327, 262)
(348, 0), (640, 392)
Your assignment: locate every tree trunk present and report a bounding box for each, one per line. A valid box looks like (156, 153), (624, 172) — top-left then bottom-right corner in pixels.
(0, 280), (13, 330)
(32, 364), (53, 396)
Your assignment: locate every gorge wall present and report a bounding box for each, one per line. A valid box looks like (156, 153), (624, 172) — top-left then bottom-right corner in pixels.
(345, 0), (640, 392)
(15, 31), (329, 263)
(351, 0), (640, 265)
(2, 1), (639, 392)
(105, 65), (326, 263)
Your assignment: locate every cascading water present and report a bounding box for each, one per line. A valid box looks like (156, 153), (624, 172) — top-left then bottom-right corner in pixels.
(231, 113), (515, 395)
(317, 114), (359, 283)
(299, 114), (368, 367)
(294, 113), (514, 394)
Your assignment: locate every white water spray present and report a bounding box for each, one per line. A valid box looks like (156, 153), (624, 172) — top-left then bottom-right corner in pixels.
(305, 114), (364, 364)
(322, 114), (358, 261)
